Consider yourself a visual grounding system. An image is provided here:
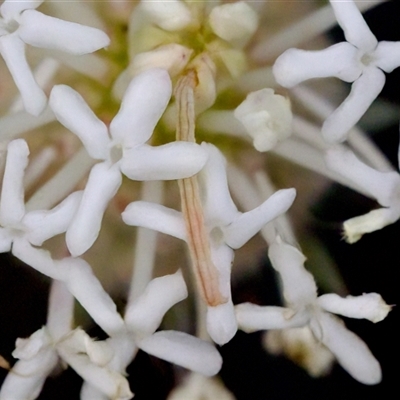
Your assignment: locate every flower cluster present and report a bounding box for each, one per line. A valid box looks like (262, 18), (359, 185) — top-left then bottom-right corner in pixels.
(0, 0), (396, 399)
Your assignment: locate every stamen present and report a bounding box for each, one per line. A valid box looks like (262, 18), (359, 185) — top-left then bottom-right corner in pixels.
(175, 73), (226, 307)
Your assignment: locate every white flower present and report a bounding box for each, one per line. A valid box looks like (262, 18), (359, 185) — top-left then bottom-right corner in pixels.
(235, 239), (391, 384)
(0, 0), (110, 115)
(0, 139), (82, 264)
(122, 143), (296, 345)
(325, 146), (400, 242)
(273, 0), (400, 142)
(234, 88), (292, 152)
(49, 68), (208, 257)
(81, 271), (223, 399)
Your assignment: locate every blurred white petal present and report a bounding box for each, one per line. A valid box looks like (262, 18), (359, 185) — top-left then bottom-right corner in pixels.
(125, 271), (188, 336)
(310, 312), (381, 385)
(49, 85), (110, 160)
(122, 201), (186, 241)
(66, 163), (122, 257)
(329, 0), (377, 52)
(19, 10), (110, 54)
(0, 1), (43, 21)
(325, 147), (400, 206)
(224, 188), (296, 249)
(138, 331), (222, 376)
(322, 67), (385, 143)
(374, 41), (400, 73)
(0, 229), (13, 252)
(110, 68), (172, 147)
(206, 300), (237, 346)
(0, 139), (28, 226)
(0, 34), (46, 115)
(317, 293), (391, 323)
(120, 142), (207, 181)
(24, 191), (83, 246)
(273, 43), (361, 88)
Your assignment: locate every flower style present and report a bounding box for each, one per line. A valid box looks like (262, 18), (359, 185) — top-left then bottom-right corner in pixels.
(0, 0), (110, 115)
(0, 281), (132, 400)
(81, 271), (222, 400)
(122, 143), (296, 345)
(235, 239), (391, 384)
(325, 146), (400, 243)
(273, 0), (400, 142)
(49, 68), (208, 257)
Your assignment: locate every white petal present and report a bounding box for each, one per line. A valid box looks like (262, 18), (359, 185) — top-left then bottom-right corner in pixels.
(206, 300), (237, 346)
(120, 142), (207, 181)
(24, 191), (83, 246)
(198, 143), (238, 226)
(125, 270), (188, 336)
(58, 258), (125, 336)
(374, 41), (400, 73)
(110, 68), (172, 147)
(0, 0), (43, 21)
(322, 67), (386, 143)
(268, 241), (318, 307)
(224, 188), (296, 249)
(0, 139), (28, 226)
(236, 304), (309, 333)
(66, 163), (122, 257)
(0, 34), (47, 115)
(138, 331), (222, 376)
(317, 293), (391, 323)
(19, 10), (110, 55)
(0, 228), (13, 252)
(325, 147), (400, 207)
(122, 201), (186, 241)
(273, 42), (361, 88)
(329, 0), (377, 52)
(49, 85), (110, 160)
(310, 312), (381, 385)
(141, 0), (192, 31)
(12, 238), (62, 280)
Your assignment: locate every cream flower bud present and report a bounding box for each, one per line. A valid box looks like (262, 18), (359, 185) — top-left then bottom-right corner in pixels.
(234, 89), (292, 152)
(208, 2), (258, 45)
(141, 0), (192, 31)
(130, 43), (193, 77)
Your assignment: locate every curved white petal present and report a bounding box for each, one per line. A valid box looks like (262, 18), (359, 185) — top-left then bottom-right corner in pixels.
(199, 143), (238, 226)
(273, 42), (361, 88)
(0, 139), (29, 227)
(0, 0), (43, 21)
(310, 312), (381, 385)
(0, 34), (47, 115)
(329, 0), (377, 52)
(317, 293), (391, 323)
(269, 241), (318, 307)
(66, 163), (122, 257)
(322, 67), (386, 143)
(19, 10), (110, 55)
(374, 41), (400, 73)
(49, 85), (110, 160)
(224, 188), (296, 249)
(110, 68), (172, 147)
(125, 270), (188, 336)
(122, 201), (186, 241)
(24, 191), (83, 246)
(120, 142), (207, 181)
(325, 147), (400, 207)
(206, 300), (237, 346)
(58, 258), (125, 336)
(235, 303), (309, 333)
(0, 228), (13, 252)
(138, 331), (222, 377)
